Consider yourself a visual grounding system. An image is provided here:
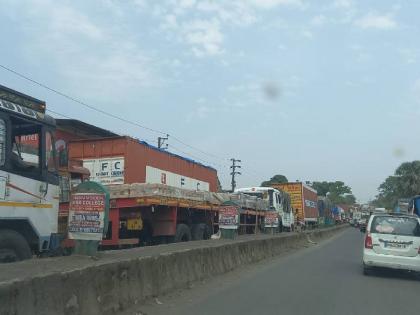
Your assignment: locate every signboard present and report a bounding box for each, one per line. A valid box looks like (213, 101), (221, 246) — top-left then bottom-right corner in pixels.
(264, 211), (279, 228)
(275, 183), (304, 221)
(305, 199), (317, 208)
(68, 193), (106, 240)
(83, 157), (124, 185)
(146, 165), (210, 191)
(219, 205), (239, 229)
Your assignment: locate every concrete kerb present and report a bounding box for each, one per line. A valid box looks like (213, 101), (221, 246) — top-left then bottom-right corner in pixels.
(0, 225), (348, 315)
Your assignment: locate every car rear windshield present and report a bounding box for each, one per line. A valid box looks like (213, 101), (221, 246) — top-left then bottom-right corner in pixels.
(371, 216), (420, 236)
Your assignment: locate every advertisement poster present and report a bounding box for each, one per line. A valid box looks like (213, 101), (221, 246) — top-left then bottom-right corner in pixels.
(219, 206), (239, 229)
(264, 211), (279, 228)
(83, 157), (125, 185)
(68, 193), (106, 240)
(275, 183), (304, 220)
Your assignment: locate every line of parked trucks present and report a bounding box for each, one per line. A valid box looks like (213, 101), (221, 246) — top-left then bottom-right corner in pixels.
(0, 85), (342, 262)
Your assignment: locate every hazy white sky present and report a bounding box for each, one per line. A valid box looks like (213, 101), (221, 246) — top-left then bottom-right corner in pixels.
(1, 0), (420, 202)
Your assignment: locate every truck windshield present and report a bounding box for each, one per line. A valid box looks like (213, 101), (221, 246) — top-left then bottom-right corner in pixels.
(11, 119), (41, 173)
(242, 192), (264, 199)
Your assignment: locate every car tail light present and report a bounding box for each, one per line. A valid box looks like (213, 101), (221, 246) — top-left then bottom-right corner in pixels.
(418, 247), (420, 255)
(365, 233), (373, 249)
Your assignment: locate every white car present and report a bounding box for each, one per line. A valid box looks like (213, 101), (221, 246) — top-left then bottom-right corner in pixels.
(363, 213), (420, 275)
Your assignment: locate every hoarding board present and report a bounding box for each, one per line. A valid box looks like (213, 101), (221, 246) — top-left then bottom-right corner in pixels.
(264, 211), (279, 228)
(219, 205), (239, 229)
(274, 183), (304, 221)
(83, 157), (124, 185)
(68, 193), (106, 240)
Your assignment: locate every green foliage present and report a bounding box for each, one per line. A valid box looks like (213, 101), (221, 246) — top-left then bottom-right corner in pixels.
(311, 181), (355, 205)
(261, 174), (288, 187)
(374, 161), (420, 209)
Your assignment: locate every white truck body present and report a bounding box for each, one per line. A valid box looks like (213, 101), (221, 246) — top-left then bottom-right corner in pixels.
(0, 84), (60, 261)
(235, 187), (294, 228)
(0, 170), (59, 248)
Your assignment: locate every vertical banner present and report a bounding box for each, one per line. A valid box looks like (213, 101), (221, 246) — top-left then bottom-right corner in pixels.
(219, 205), (239, 230)
(68, 193), (106, 240)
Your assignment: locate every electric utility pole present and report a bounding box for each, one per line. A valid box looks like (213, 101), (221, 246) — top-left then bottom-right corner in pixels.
(230, 158), (241, 192)
(158, 134), (169, 150)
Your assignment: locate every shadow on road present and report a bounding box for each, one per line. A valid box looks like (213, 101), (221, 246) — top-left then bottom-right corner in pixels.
(367, 267), (420, 282)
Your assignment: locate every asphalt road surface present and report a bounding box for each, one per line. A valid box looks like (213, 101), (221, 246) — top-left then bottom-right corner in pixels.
(134, 228), (420, 315)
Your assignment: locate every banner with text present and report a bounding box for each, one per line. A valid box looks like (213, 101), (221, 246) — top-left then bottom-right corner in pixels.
(219, 206), (239, 230)
(83, 157), (124, 185)
(68, 193), (106, 240)
(264, 211), (279, 228)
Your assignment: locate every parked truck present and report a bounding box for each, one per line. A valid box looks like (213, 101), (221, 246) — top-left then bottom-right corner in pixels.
(57, 136), (278, 247)
(0, 85), (60, 262)
(235, 187), (294, 231)
(271, 182), (318, 228)
(317, 196), (334, 226)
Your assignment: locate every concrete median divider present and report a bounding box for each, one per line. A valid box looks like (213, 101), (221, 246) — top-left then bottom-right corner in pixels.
(0, 225), (347, 315)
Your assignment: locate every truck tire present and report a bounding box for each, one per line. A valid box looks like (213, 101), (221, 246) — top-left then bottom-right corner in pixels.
(204, 224), (212, 240)
(175, 224), (192, 242)
(0, 229), (32, 263)
(192, 223), (211, 240)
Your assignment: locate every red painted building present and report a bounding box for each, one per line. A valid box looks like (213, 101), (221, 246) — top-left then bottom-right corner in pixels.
(68, 136), (218, 192)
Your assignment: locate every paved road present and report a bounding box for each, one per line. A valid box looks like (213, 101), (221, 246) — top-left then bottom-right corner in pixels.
(136, 228), (420, 315)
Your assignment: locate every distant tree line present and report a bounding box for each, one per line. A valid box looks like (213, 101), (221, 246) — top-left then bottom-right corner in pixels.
(260, 174), (356, 205)
(373, 161), (420, 209)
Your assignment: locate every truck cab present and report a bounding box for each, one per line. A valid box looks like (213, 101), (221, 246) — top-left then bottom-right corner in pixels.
(235, 187), (295, 230)
(0, 85), (59, 262)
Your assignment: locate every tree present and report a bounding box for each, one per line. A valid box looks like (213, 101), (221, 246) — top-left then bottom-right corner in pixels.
(311, 181), (351, 196)
(374, 161), (420, 209)
(310, 181), (330, 196)
(261, 174), (288, 187)
(311, 181), (355, 205)
(343, 194), (356, 205)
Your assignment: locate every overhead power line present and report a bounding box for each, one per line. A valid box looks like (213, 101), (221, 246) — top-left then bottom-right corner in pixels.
(170, 135), (227, 161)
(47, 108), (158, 144)
(0, 64), (233, 165)
(0, 64), (166, 135)
(0, 64), (261, 177)
(47, 107), (223, 169)
(169, 144), (228, 170)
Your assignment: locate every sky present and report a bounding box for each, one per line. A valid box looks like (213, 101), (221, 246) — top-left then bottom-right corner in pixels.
(1, 0), (420, 202)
